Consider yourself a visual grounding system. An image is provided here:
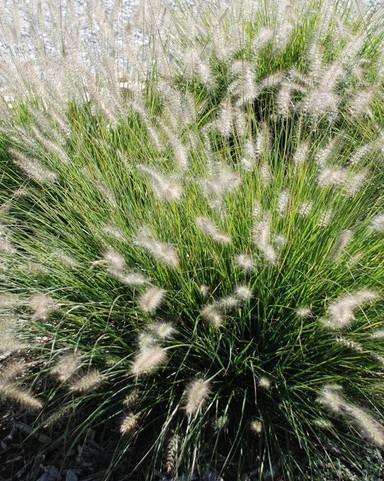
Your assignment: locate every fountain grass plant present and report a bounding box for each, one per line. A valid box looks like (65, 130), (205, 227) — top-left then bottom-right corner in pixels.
(0, 0), (384, 479)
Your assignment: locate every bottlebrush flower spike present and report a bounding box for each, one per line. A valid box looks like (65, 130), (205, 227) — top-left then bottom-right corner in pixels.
(103, 223), (125, 241)
(217, 99), (233, 137)
(148, 322), (176, 339)
(201, 304), (224, 328)
(349, 89), (375, 118)
(250, 419), (263, 434)
(319, 209), (334, 227)
(318, 167), (347, 188)
(104, 249), (126, 272)
(69, 369), (104, 393)
(195, 216), (231, 244)
(184, 378), (211, 416)
(9, 148), (57, 184)
(135, 226), (179, 269)
(329, 229), (353, 260)
(370, 214), (384, 233)
(138, 165), (182, 202)
(0, 382), (42, 411)
(0, 237), (16, 254)
(51, 352), (81, 383)
(296, 307), (312, 319)
(315, 135), (340, 167)
(235, 285), (253, 301)
(318, 384), (384, 447)
(277, 81), (293, 117)
(0, 293), (19, 309)
(235, 253), (255, 272)
(29, 294), (59, 321)
(253, 212), (278, 265)
(120, 412), (139, 434)
(277, 190), (290, 216)
(138, 287), (166, 314)
(293, 142), (309, 167)
(298, 201), (313, 217)
(130, 345), (168, 377)
(200, 165), (241, 199)
(259, 376), (272, 390)
(322, 290), (380, 329)
(1, 360), (27, 381)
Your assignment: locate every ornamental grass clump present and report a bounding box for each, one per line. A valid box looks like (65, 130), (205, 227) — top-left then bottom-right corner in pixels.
(0, 0), (384, 479)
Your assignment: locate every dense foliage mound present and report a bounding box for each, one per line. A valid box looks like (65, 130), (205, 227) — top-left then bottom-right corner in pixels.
(0, 1), (384, 479)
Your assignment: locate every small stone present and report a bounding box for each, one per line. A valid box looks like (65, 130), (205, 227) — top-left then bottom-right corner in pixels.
(36, 465), (61, 481)
(201, 472), (224, 481)
(65, 470), (78, 481)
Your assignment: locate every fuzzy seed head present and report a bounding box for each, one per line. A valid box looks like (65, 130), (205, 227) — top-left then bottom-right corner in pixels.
(219, 296), (240, 310)
(120, 412), (139, 434)
(130, 345), (168, 377)
(1, 360), (27, 382)
(138, 165), (182, 202)
(329, 229), (353, 260)
(253, 213), (278, 265)
(123, 389), (140, 408)
(370, 214), (384, 233)
(215, 415), (229, 430)
(0, 382), (42, 411)
(165, 433), (180, 474)
(349, 90), (374, 117)
(138, 287), (166, 314)
(0, 293), (19, 309)
(298, 201), (313, 217)
(29, 294), (58, 321)
(195, 216), (231, 244)
(371, 329), (384, 339)
(259, 376), (272, 390)
(138, 333), (156, 349)
(296, 307), (312, 319)
(250, 419), (263, 433)
(335, 336), (364, 353)
(318, 384), (344, 414)
(199, 284), (210, 297)
(201, 304), (224, 328)
(318, 384), (384, 447)
(200, 166), (241, 199)
(54, 250), (78, 268)
(313, 418), (333, 429)
(184, 378), (211, 416)
(148, 321), (176, 339)
(260, 162), (272, 186)
(318, 167), (347, 188)
(104, 249), (126, 272)
(103, 223), (125, 241)
(69, 370), (104, 393)
(51, 352), (81, 383)
(217, 99), (233, 137)
(323, 289), (379, 329)
(319, 209), (334, 227)
(0, 238), (16, 254)
(235, 253), (255, 272)
(277, 190), (289, 216)
(293, 142), (309, 167)
(235, 285), (253, 301)
(274, 234), (287, 248)
(277, 82), (292, 117)
(117, 272), (149, 287)
(10, 148), (57, 184)
(135, 227), (179, 269)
